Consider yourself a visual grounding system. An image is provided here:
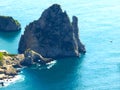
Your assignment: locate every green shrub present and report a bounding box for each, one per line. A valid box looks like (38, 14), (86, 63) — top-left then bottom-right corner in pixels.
(0, 52), (4, 66)
(14, 20), (20, 26)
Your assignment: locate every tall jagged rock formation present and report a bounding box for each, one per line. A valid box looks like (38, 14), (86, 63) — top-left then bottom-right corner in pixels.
(18, 4), (86, 58)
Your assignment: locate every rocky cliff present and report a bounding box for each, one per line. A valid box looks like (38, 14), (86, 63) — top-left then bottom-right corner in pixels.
(21, 49), (54, 66)
(0, 16), (21, 31)
(0, 50), (54, 86)
(0, 51), (24, 80)
(18, 4), (86, 58)
(0, 50), (53, 80)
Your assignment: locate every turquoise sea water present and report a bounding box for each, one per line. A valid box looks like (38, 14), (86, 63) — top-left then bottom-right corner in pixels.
(0, 0), (120, 90)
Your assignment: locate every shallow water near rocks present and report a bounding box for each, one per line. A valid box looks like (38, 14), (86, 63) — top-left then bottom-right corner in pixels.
(0, 74), (25, 88)
(0, 0), (120, 90)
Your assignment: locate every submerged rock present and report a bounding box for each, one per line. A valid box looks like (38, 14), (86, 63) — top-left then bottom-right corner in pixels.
(18, 4), (86, 58)
(0, 16), (21, 31)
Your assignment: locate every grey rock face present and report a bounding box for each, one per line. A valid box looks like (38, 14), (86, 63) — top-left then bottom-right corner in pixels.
(0, 16), (21, 31)
(18, 4), (86, 58)
(21, 49), (53, 66)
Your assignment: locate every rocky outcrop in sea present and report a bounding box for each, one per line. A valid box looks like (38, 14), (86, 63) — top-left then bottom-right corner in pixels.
(21, 49), (54, 66)
(18, 4), (86, 58)
(0, 50), (52, 86)
(0, 16), (21, 31)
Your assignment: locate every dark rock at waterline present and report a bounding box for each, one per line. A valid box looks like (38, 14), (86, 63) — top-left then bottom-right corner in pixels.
(0, 16), (21, 31)
(21, 49), (54, 66)
(18, 4), (86, 58)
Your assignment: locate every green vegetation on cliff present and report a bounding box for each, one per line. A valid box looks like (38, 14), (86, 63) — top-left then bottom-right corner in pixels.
(0, 52), (4, 66)
(14, 19), (20, 26)
(0, 16), (20, 26)
(0, 15), (10, 18)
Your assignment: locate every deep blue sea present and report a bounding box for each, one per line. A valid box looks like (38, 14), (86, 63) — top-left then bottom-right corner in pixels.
(0, 0), (120, 90)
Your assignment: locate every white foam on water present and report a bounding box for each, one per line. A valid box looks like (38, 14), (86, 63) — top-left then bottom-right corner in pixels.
(0, 74), (25, 88)
(46, 60), (57, 69)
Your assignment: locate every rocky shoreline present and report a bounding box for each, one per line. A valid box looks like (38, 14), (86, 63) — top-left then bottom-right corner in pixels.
(0, 50), (54, 86)
(0, 50), (23, 86)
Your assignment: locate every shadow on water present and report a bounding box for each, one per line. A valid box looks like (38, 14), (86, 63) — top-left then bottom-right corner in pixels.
(0, 31), (21, 53)
(0, 31), (21, 41)
(24, 55), (85, 90)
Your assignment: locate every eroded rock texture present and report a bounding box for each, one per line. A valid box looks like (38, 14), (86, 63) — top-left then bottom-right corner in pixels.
(0, 16), (21, 31)
(18, 4), (86, 58)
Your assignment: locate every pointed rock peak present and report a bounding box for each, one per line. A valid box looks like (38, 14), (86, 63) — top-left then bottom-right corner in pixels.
(72, 16), (78, 24)
(49, 4), (61, 10)
(40, 4), (63, 19)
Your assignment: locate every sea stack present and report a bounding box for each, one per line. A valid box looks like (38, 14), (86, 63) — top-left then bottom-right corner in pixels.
(18, 4), (86, 58)
(0, 16), (21, 31)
